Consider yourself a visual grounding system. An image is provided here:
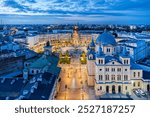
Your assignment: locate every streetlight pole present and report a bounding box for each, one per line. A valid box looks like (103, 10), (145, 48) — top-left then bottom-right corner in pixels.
(80, 81), (84, 100)
(65, 84), (67, 100)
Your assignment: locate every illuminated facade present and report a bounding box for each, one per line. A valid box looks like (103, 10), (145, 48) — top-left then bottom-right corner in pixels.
(87, 31), (150, 96)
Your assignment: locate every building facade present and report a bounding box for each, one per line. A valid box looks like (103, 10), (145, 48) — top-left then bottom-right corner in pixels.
(87, 31), (150, 96)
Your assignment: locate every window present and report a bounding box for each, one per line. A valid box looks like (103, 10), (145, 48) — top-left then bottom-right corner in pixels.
(117, 68), (121, 72)
(117, 75), (121, 81)
(107, 48), (110, 52)
(133, 72), (136, 77)
(124, 75), (128, 81)
(99, 60), (101, 64)
(124, 60), (126, 64)
(99, 59), (103, 64)
(101, 60), (103, 64)
(25, 63), (28, 67)
(138, 82), (140, 87)
(125, 86), (128, 90)
(138, 72), (140, 77)
(31, 70), (34, 74)
(105, 75), (109, 81)
(111, 75), (115, 81)
(100, 69), (102, 71)
(100, 86), (102, 90)
(133, 82), (136, 87)
(112, 62), (114, 64)
(89, 54), (93, 59)
(127, 60), (129, 64)
(112, 68), (115, 72)
(125, 69), (127, 71)
(99, 75), (103, 81)
(105, 68), (109, 72)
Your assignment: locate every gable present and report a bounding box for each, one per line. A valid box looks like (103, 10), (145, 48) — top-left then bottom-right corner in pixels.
(106, 60), (122, 65)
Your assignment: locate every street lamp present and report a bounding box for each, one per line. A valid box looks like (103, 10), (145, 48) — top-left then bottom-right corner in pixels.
(80, 81), (84, 100)
(65, 84), (67, 100)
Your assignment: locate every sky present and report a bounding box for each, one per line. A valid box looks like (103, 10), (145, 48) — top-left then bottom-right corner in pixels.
(0, 0), (150, 24)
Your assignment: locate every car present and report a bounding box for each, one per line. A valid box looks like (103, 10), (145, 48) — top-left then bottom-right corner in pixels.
(23, 90), (29, 95)
(30, 88), (34, 93)
(5, 97), (10, 100)
(10, 80), (15, 85)
(23, 80), (27, 84)
(17, 95), (25, 100)
(133, 89), (141, 97)
(1, 78), (5, 83)
(37, 77), (42, 81)
(41, 96), (45, 99)
(30, 77), (36, 84)
(33, 82), (38, 89)
(137, 89), (146, 96)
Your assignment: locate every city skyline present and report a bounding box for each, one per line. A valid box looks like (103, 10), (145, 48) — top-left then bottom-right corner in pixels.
(0, 0), (150, 24)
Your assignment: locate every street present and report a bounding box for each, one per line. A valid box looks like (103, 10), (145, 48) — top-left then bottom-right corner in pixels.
(55, 57), (96, 100)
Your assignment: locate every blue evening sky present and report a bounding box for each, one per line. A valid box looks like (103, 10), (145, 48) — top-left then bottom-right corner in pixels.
(0, 0), (150, 24)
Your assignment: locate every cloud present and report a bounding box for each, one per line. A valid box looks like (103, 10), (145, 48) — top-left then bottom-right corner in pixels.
(0, 0), (150, 24)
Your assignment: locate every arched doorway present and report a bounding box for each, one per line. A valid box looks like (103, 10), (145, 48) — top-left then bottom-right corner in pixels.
(106, 86), (109, 93)
(112, 85), (116, 94)
(147, 84), (150, 92)
(118, 86), (121, 93)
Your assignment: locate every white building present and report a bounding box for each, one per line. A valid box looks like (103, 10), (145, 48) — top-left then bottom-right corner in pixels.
(26, 35), (40, 48)
(118, 39), (149, 61)
(87, 31), (150, 96)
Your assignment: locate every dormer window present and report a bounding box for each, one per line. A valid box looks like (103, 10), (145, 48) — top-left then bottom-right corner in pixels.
(99, 60), (100, 64)
(107, 48), (110, 52)
(89, 54), (93, 59)
(101, 60), (103, 64)
(124, 59), (129, 64)
(99, 59), (103, 64)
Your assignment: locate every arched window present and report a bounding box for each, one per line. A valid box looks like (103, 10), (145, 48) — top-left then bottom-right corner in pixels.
(100, 86), (102, 90)
(101, 60), (103, 64)
(133, 82), (136, 87)
(89, 54), (93, 59)
(99, 59), (101, 64)
(138, 82), (140, 87)
(31, 70), (34, 74)
(133, 72), (136, 77)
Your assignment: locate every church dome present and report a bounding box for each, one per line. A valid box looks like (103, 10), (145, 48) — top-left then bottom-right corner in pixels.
(96, 32), (116, 45)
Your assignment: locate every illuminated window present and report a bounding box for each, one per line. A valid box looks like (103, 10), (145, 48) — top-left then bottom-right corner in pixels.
(133, 82), (136, 87)
(138, 82), (140, 87)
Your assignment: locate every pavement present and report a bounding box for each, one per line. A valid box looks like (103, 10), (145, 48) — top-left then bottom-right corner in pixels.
(55, 56), (96, 100)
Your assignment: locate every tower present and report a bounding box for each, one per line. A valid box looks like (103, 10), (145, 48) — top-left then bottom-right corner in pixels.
(72, 26), (80, 46)
(44, 41), (52, 55)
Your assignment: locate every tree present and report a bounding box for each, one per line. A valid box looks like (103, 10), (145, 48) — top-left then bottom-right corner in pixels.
(46, 41), (50, 46)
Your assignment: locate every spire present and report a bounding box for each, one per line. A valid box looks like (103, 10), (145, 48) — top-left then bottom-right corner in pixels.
(89, 36), (95, 48)
(98, 46), (102, 55)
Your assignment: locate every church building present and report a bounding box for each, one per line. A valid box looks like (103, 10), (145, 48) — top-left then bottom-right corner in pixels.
(87, 31), (150, 96)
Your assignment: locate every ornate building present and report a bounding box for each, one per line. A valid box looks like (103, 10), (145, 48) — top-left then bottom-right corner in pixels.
(72, 26), (80, 46)
(87, 31), (150, 96)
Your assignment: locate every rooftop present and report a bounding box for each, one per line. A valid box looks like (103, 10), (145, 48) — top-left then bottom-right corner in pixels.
(30, 54), (59, 69)
(96, 31), (116, 45)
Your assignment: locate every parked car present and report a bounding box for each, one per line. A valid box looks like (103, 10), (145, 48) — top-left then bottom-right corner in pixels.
(23, 90), (29, 95)
(133, 89), (141, 97)
(17, 95), (25, 100)
(137, 89), (146, 96)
